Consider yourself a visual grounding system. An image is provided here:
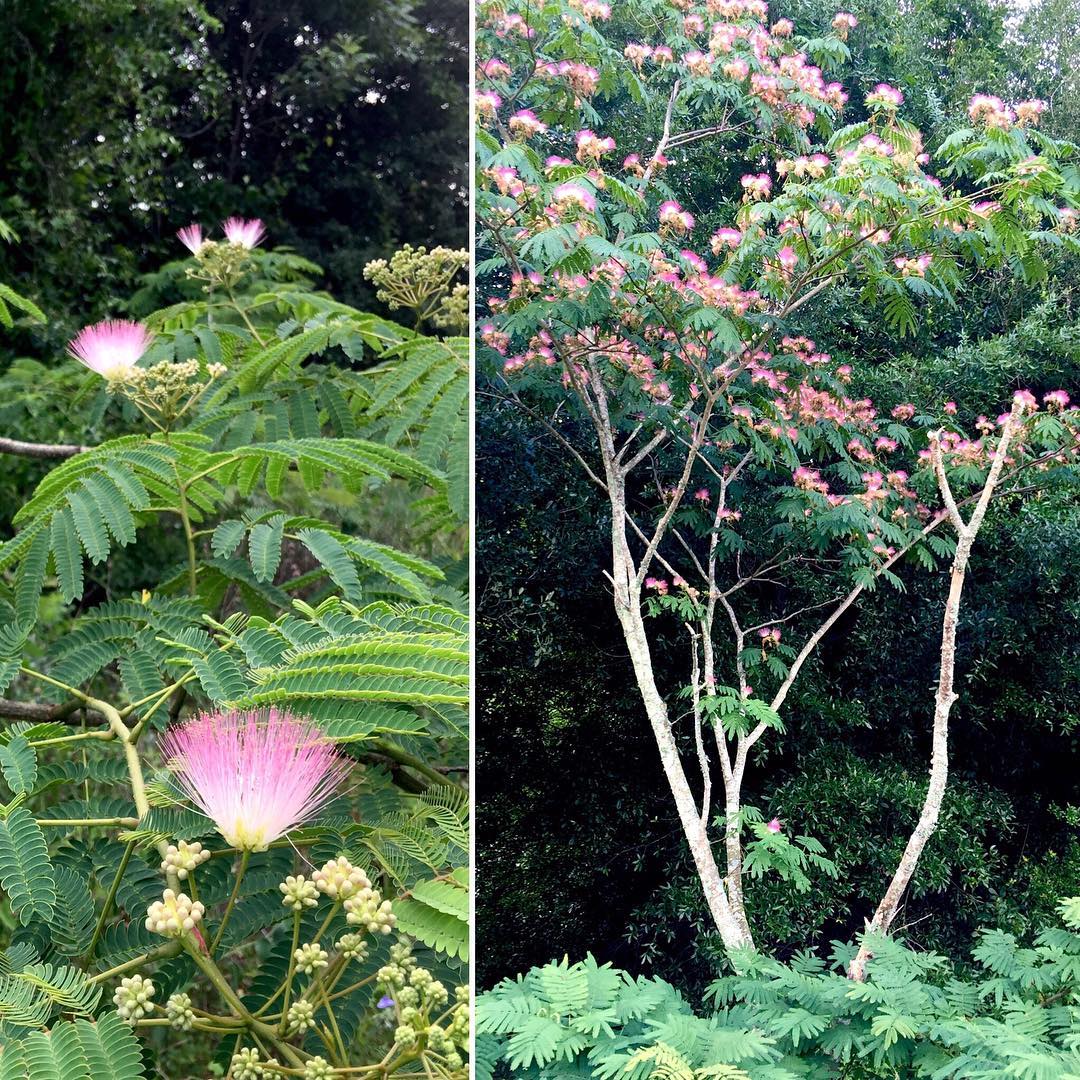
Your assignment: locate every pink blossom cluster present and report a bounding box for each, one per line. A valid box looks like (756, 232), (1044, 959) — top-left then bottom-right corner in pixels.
(968, 94), (1047, 129)
(659, 200), (695, 233)
(894, 254), (933, 277)
(865, 83), (904, 111)
(509, 109), (546, 138)
(777, 153), (830, 179)
(568, 0), (612, 21)
(831, 12), (858, 38)
(575, 129), (616, 161)
(540, 60), (601, 97)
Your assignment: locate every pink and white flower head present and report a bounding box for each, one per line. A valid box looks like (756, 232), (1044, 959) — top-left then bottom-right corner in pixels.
(740, 173), (772, 200)
(866, 83), (904, 111)
(67, 319), (152, 382)
(476, 91), (502, 120)
(683, 50), (713, 77)
(832, 12), (857, 39)
(659, 200), (695, 233)
(222, 217), (266, 249)
(508, 109), (547, 138)
(766, 817), (782, 834)
(177, 224), (206, 256)
(777, 245), (799, 272)
(1012, 389), (1038, 415)
(711, 227), (743, 254)
(1015, 99), (1047, 126)
(552, 183), (597, 213)
(159, 709), (350, 852)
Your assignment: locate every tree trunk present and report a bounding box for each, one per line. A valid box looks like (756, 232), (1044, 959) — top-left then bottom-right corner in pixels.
(608, 489), (754, 952)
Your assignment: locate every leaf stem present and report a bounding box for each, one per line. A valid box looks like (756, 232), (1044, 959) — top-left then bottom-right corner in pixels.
(210, 847), (250, 956)
(87, 838), (136, 961)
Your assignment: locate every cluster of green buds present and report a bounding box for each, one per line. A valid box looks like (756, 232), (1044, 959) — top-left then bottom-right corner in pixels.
(161, 839), (212, 880)
(431, 282), (469, 334)
(363, 245), (470, 332)
(312, 855), (371, 900)
(374, 941), (467, 1068)
(345, 888), (396, 934)
(145, 888), (205, 937)
(303, 1058), (334, 1080)
(113, 974), (155, 1024)
(336, 931), (369, 962)
(187, 238), (257, 292)
(280, 873), (320, 911)
(230, 1046), (270, 1080)
(119, 358), (227, 431)
(294, 941), (330, 975)
(287, 998), (316, 1034)
(165, 991), (196, 1031)
(292, 855), (397, 934)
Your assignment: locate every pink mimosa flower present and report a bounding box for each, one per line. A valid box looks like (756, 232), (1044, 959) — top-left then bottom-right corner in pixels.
(67, 319), (152, 381)
(159, 709), (350, 852)
(222, 216), (266, 249)
(177, 223), (205, 255)
(766, 817), (782, 833)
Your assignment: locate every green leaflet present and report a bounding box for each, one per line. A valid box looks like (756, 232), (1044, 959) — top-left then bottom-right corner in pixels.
(0, 1013), (145, 1080)
(0, 736), (36, 795)
(394, 883), (469, 960)
(0, 807), (56, 924)
(247, 516), (285, 582)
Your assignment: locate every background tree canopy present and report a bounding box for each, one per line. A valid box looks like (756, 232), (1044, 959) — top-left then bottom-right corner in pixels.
(0, 0), (468, 355)
(475, 0), (1080, 991)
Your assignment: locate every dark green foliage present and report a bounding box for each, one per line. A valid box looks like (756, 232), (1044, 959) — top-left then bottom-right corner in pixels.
(0, 0), (467, 354)
(479, 899), (1080, 1079)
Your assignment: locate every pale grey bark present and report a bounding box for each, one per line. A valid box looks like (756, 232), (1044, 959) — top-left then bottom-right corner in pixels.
(849, 406), (1022, 980)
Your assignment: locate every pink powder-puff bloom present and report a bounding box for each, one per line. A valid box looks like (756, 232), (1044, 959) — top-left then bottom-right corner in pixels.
(177, 224), (206, 255)
(508, 109), (547, 138)
(476, 91), (502, 119)
(575, 129), (615, 161)
(222, 217), (266, 249)
(683, 50), (713, 76)
(624, 43), (653, 68)
(552, 183), (596, 213)
(67, 319), (153, 381)
(652, 46), (674, 65)
(944, 401), (957, 415)
(711, 227), (743, 253)
(766, 817), (782, 833)
(894, 254), (932, 277)
(968, 93), (1013, 127)
(777, 245), (799, 271)
(832, 11), (857, 38)
(479, 58), (512, 80)
(659, 200), (695, 232)
(645, 577), (669, 595)
(866, 83), (904, 110)
(1015, 99), (1047, 125)
(740, 173), (772, 200)
(1044, 389), (1070, 411)
(1012, 389), (1038, 415)
(159, 709), (350, 852)
(771, 18), (794, 36)
(723, 58), (750, 80)
(681, 249), (708, 273)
